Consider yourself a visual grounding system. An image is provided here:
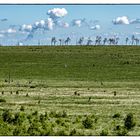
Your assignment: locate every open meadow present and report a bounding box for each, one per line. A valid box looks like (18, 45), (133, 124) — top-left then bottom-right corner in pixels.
(0, 46), (140, 135)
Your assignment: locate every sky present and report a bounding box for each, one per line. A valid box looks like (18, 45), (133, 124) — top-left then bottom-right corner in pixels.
(0, 4), (140, 45)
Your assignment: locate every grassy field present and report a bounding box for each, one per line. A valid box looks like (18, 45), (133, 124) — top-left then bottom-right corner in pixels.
(0, 45), (140, 135)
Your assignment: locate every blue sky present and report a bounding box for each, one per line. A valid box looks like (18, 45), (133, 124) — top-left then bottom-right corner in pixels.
(0, 5), (140, 45)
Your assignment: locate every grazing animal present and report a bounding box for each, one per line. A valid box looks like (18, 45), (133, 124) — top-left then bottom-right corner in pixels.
(74, 91), (77, 95)
(16, 90), (19, 95)
(114, 91), (117, 96)
(88, 97), (91, 102)
(101, 82), (103, 85)
(1, 91), (4, 95)
(26, 93), (29, 97)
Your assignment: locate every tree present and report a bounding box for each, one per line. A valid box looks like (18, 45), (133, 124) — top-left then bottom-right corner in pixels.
(51, 37), (57, 46)
(125, 37), (129, 45)
(124, 113), (136, 130)
(64, 37), (71, 45)
(103, 38), (108, 45)
(87, 37), (93, 46)
(77, 37), (84, 45)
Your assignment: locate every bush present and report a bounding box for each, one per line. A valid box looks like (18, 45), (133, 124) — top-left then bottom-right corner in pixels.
(39, 114), (46, 123)
(49, 110), (67, 118)
(113, 113), (121, 118)
(0, 98), (6, 102)
(27, 122), (42, 136)
(62, 110), (67, 118)
(13, 112), (26, 125)
(2, 110), (14, 124)
(20, 106), (25, 111)
(55, 129), (69, 136)
(100, 129), (108, 136)
(82, 116), (93, 129)
(13, 125), (28, 136)
(115, 126), (128, 136)
(124, 113), (136, 130)
(32, 111), (38, 116)
(70, 128), (77, 136)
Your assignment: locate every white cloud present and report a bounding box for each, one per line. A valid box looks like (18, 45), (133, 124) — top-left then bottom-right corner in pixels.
(112, 16), (130, 25)
(7, 28), (17, 33)
(90, 25), (101, 30)
(47, 8), (68, 19)
(130, 19), (140, 24)
(72, 19), (82, 27)
(46, 18), (54, 30)
(63, 22), (69, 28)
(34, 20), (46, 28)
(21, 24), (33, 32)
(133, 32), (140, 35)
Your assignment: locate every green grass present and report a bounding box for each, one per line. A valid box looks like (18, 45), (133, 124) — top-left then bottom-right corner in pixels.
(0, 45), (140, 135)
(1, 46), (140, 81)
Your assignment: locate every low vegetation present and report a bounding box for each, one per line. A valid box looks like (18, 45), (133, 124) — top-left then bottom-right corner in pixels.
(0, 46), (140, 135)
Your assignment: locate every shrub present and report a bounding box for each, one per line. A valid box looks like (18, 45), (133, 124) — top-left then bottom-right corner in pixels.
(82, 116), (93, 129)
(55, 129), (68, 136)
(20, 106), (25, 111)
(13, 112), (26, 125)
(39, 114), (46, 123)
(0, 98), (6, 102)
(32, 111), (38, 116)
(113, 113), (121, 118)
(100, 129), (108, 136)
(13, 125), (28, 136)
(115, 126), (128, 136)
(2, 110), (14, 124)
(70, 128), (77, 136)
(27, 122), (42, 136)
(55, 118), (63, 125)
(124, 113), (136, 130)
(49, 110), (67, 118)
(62, 110), (67, 118)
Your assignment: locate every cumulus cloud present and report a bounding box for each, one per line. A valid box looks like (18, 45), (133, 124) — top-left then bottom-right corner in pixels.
(71, 18), (88, 27)
(34, 20), (46, 29)
(112, 16), (130, 25)
(130, 19), (140, 24)
(21, 24), (33, 32)
(133, 32), (140, 35)
(46, 18), (54, 30)
(72, 19), (82, 27)
(47, 8), (67, 19)
(90, 25), (101, 30)
(7, 28), (17, 33)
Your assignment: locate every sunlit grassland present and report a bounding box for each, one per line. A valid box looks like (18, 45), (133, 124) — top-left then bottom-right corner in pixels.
(0, 46), (140, 135)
